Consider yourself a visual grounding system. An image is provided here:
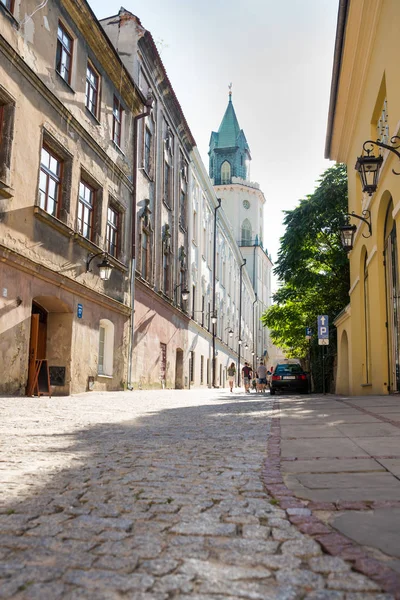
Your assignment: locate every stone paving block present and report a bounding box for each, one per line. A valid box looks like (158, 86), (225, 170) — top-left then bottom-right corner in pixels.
(276, 568), (325, 589)
(304, 591), (344, 600)
(281, 538), (322, 557)
(11, 582), (66, 600)
(64, 569), (155, 592)
(327, 572), (381, 591)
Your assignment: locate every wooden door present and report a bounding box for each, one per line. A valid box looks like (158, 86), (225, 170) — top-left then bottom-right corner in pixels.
(26, 314), (39, 395)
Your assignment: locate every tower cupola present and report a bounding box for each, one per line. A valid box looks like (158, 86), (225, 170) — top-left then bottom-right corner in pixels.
(209, 87), (251, 184)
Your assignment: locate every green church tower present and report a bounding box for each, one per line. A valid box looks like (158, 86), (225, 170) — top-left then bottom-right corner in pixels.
(209, 88), (251, 185)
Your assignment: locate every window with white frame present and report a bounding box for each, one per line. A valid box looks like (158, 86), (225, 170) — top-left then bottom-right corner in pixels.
(56, 22), (73, 85)
(98, 319), (114, 376)
(86, 61), (100, 118)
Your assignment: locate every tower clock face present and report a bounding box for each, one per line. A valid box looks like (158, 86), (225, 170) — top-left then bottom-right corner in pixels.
(243, 200), (250, 209)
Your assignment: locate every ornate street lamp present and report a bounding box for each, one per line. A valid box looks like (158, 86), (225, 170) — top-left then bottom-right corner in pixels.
(355, 136), (400, 195)
(339, 210), (371, 252)
(86, 252), (113, 281)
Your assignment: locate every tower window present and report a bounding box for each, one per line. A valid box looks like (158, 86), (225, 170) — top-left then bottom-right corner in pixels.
(241, 219), (252, 246)
(221, 161), (231, 185)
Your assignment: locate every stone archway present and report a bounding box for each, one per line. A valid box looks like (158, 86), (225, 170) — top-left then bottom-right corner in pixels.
(27, 296), (73, 396)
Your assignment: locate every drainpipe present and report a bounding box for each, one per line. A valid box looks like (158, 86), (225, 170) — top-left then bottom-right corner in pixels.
(212, 198), (222, 387)
(237, 258), (246, 387)
(127, 92), (154, 390)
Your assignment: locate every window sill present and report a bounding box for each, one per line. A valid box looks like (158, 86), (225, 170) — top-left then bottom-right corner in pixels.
(0, 2), (19, 28)
(139, 167), (153, 182)
(112, 141), (125, 157)
(34, 206), (74, 237)
(98, 373), (113, 379)
(85, 107), (101, 126)
(55, 71), (76, 94)
(74, 232), (103, 255)
(108, 254), (128, 273)
(0, 179), (14, 198)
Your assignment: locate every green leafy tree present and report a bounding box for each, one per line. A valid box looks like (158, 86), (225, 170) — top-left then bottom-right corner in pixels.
(262, 163), (349, 392)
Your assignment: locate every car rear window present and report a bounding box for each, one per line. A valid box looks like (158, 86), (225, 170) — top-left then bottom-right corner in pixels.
(275, 364), (303, 374)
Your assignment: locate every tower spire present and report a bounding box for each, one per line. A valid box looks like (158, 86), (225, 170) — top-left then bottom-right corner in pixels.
(228, 82), (232, 101)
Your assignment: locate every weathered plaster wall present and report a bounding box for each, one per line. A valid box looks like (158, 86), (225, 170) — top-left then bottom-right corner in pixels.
(132, 283), (188, 389)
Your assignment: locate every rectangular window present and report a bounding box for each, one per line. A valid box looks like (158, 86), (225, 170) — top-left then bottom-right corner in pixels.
(98, 326), (105, 375)
(163, 252), (170, 295)
(190, 351), (195, 383)
(39, 146), (62, 217)
(201, 295), (205, 327)
(193, 210), (197, 244)
(144, 126), (152, 173)
(106, 205), (119, 258)
(0, 92), (15, 197)
(179, 189), (186, 229)
(1, 0), (14, 13)
(164, 162), (170, 206)
(141, 231), (148, 279)
(86, 62), (100, 117)
(191, 285), (195, 318)
(160, 343), (167, 382)
(200, 355), (204, 384)
(77, 180), (94, 239)
(56, 23), (73, 85)
(113, 97), (122, 147)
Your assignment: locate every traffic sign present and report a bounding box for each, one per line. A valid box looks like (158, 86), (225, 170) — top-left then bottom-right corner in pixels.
(317, 315), (329, 339)
(318, 338), (329, 345)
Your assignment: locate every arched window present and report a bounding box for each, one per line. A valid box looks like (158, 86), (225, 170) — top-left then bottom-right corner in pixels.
(241, 219), (252, 245)
(363, 254), (371, 384)
(98, 319), (114, 376)
(221, 161), (231, 184)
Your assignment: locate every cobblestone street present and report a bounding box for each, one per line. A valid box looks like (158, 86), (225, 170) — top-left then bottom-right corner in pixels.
(0, 389), (394, 599)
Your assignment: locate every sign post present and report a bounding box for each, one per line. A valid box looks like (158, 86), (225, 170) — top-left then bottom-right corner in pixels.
(318, 315), (329, 394)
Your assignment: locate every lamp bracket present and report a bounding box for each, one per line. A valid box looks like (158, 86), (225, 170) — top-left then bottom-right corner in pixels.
(347, 210), (372, 239)
(363, 136), (400, 175)
(86, 251), (107, 272)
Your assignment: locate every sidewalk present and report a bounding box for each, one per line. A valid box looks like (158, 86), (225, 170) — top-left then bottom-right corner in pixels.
(264, 393), (400, 596)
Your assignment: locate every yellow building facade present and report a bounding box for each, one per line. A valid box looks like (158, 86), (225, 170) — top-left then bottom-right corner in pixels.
(326, 0), (400, 395)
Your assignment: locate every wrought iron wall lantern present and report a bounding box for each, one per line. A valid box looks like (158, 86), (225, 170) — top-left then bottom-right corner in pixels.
(86, 252), (113, 281)
(339, 210), (372, 252)
(174, 283), (190, 302)
(355, 136), (400, 195)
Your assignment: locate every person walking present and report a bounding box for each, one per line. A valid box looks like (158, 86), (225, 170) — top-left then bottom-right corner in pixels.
(227, 362), (236, 392)
(256, 361), (268, 393)
(242, 362), (253, 394)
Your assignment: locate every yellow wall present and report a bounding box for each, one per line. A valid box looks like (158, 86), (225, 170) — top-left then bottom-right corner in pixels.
(330, 0), (400, 394)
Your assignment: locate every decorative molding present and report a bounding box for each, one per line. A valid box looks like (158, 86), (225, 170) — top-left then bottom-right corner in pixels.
(366, 245), (377, 267)
(349, 276), (360, 296)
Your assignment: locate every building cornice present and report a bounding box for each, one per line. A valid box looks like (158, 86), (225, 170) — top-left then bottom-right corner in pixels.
(0, 245), (131, 315)
(325, 0), (383, 162)
(139, 31), (196, 154)
(63, 0), (143, 114)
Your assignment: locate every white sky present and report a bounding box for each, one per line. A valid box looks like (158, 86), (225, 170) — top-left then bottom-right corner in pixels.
(91, 0), (338, 272)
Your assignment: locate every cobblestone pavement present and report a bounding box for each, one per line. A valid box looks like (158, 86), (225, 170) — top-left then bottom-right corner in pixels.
(0, 389), (394, 600)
